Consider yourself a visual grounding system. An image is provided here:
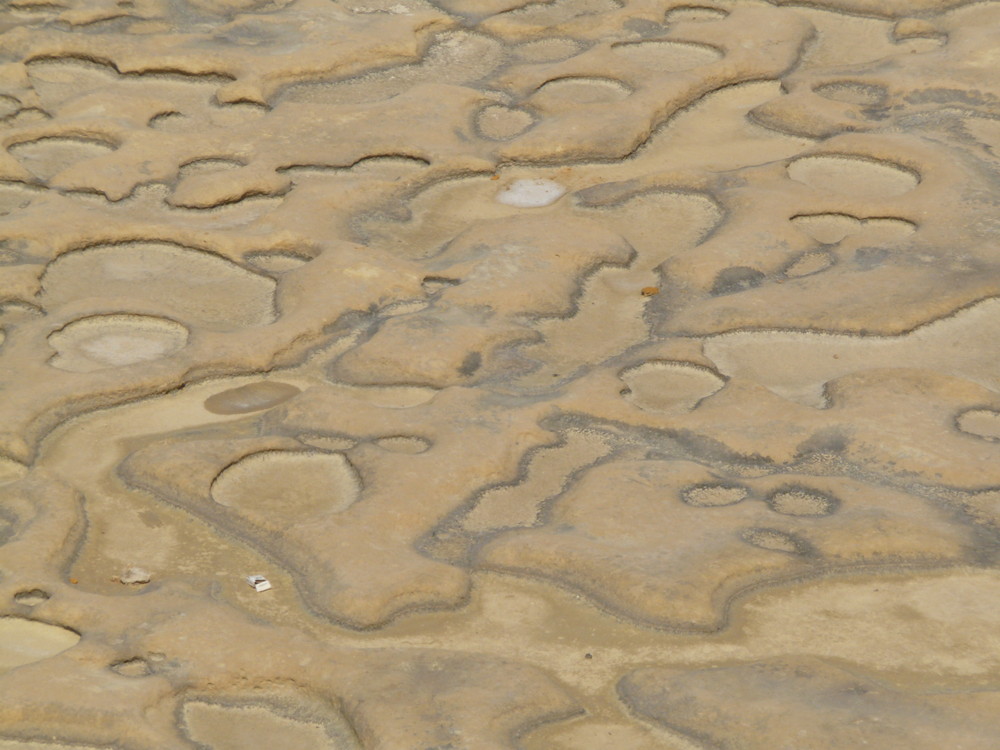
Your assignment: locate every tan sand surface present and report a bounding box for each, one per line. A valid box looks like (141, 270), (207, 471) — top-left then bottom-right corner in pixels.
(3, 0), (1000, 747)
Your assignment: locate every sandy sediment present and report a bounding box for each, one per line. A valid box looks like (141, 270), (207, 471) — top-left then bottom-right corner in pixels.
(3, 0), (1000, 747)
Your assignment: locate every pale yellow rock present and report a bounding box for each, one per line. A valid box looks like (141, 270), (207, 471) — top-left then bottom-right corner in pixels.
(478, 460), (978, 630)
(621, 657), (1000, 750)
(2, 0), (1000, 746)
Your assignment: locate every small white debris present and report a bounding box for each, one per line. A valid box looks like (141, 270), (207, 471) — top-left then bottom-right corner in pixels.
(495, 179), (566, 208)
(119, 567), (151, 585)
(246, 575), (272, 593)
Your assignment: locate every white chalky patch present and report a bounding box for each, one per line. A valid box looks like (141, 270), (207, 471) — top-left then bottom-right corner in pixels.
(495, 179), (566, 208)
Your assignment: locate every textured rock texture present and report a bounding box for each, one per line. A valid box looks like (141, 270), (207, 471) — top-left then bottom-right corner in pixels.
(2, 0), (1000, 747)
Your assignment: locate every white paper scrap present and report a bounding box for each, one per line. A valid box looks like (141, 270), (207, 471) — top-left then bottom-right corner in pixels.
(246, 575), (272, 592)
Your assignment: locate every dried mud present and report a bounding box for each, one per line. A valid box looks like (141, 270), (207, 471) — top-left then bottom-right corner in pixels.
(3, 0), (1000, 748)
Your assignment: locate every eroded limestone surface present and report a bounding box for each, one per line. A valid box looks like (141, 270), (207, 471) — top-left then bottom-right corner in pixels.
(3, 0), (1000, 747)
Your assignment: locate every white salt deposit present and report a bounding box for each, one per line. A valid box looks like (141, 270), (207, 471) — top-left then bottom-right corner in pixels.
(495, 179), (566, 208)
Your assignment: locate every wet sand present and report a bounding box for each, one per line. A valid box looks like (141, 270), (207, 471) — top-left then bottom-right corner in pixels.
(3, 0), (1000, 747)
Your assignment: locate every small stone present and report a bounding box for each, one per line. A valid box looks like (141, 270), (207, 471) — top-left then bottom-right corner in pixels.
(120, 567), (151, 585)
